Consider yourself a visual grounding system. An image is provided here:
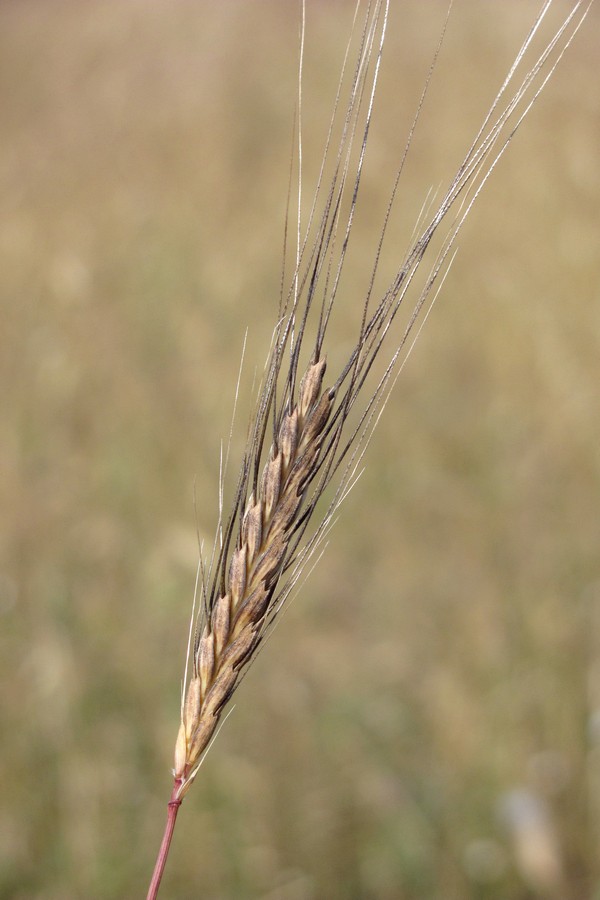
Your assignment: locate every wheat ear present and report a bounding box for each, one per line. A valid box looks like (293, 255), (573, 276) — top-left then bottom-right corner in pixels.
(147, 1), (593, 896)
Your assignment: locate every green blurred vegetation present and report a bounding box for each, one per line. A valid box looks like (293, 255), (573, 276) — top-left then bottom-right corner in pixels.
(1, 1), (599, 898)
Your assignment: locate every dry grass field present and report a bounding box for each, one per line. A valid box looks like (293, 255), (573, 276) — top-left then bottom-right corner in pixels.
(1, 2), (599, 898)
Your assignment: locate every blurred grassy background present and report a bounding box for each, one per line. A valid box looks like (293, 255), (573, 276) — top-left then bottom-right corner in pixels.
(1, 1), (599, 898)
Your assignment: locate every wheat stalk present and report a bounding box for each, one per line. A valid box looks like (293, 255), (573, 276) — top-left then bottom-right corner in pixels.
(146, 1), (592, 896)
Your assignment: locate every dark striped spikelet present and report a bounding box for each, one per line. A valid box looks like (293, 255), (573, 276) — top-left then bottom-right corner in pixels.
(175, 358), (333, 794)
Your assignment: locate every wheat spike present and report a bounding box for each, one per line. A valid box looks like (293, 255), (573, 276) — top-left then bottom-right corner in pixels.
(170, 0), (592, 801)
(146, 1), (593, 896)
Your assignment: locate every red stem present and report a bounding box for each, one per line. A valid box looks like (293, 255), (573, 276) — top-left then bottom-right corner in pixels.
(146, 779), (183, 900)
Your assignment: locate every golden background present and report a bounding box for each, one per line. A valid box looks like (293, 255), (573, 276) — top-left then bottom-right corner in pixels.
(1, 2), (599, 897)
